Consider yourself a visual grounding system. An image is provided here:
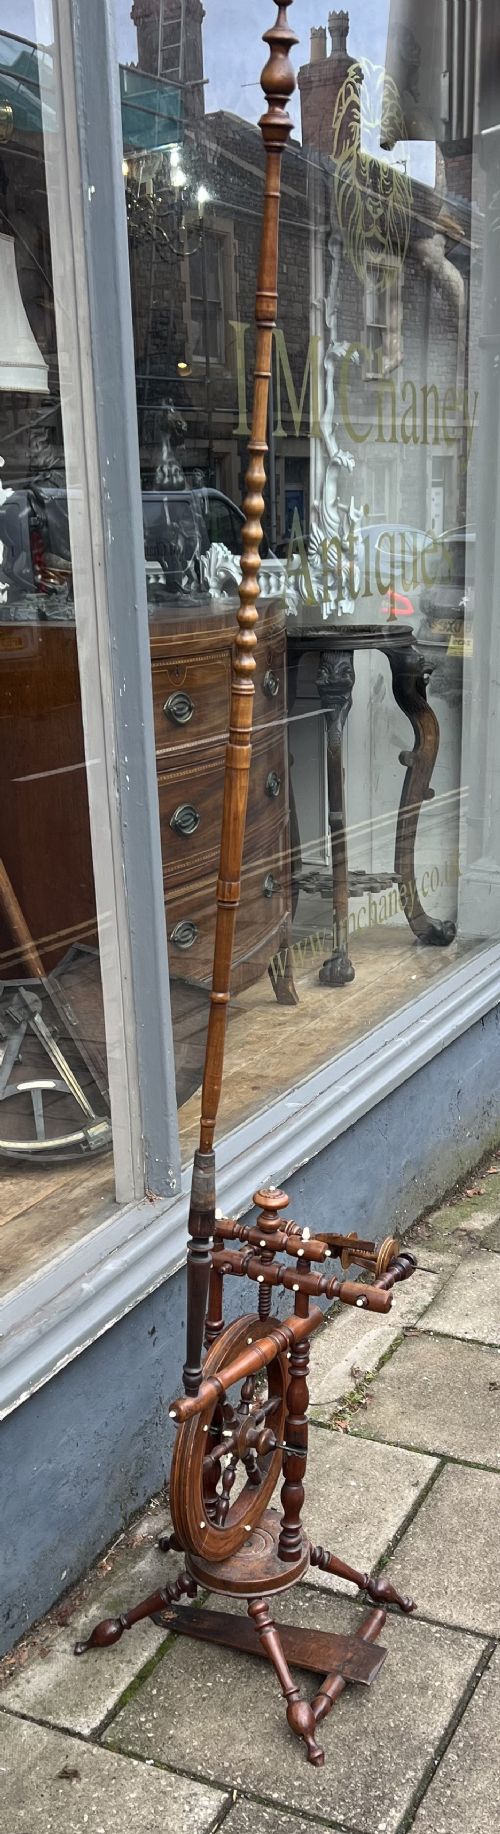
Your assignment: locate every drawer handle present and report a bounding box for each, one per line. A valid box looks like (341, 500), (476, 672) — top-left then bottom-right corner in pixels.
(263, 872), (277, 898)
(170, 803), (200, 837)
(265, 770), (281, 799)
(170, 919), (199, 950)
(263, 669), (279, 699)
(164, 691), (194, 726)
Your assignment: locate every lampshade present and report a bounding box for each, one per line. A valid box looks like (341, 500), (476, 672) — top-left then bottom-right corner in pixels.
(0, 232), (48, 393)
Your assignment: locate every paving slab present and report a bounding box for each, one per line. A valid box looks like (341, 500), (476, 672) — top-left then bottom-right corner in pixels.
(104, 1586), (483, 1834)
(410, 1193), (500, 1269)
(223, 1804), (341, 1834)
(293, 1427), (436, 1596)
(410, 1246), (463, 1275)
(0, 1711), (227, 1833)
(308, 1270), (440, 1412)
(354, 1334), (500, 1467)
(422, 1188), (500, 1234)
(410, 1647), (500, 1834)
(417, 1250), (500, 1346)
(0, 1511), (176, 1737)
(384, 1462), (500, 1635)
(483, 1214), (500, 1251)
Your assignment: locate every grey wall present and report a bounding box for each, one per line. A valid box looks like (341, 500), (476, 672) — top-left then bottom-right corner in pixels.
(3, 1001), (500, 1657)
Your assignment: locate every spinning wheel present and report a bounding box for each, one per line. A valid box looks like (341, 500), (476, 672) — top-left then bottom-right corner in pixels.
(74, 3), (418, 1771)
(170, 1314), (287, 1562)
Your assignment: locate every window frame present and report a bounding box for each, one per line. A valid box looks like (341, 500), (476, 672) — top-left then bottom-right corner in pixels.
(183, 213), (236, 372)
(2, 0), (500, 1420)
(32, 0), (181, 1203)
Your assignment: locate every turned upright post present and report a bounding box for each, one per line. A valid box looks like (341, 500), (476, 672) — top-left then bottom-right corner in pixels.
(182, 1), (298, 1395)
(278, 1286), (310, 1561)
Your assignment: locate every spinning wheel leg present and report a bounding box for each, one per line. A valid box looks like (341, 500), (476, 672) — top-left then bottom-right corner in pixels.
(309, 1545), (415, 1615)
(248, 1598), (325, 1767)
(311, 1607), (387, 1726)
(74, 1572), (197, 1654)
(158, 1532), (183, 1554)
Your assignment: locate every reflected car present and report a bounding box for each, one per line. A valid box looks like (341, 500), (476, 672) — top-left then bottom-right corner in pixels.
(416, 528), (475, 645)
(0, 481), (269, 611)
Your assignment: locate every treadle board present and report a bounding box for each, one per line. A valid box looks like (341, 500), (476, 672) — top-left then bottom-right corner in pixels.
(152, 1604), (387, 1684)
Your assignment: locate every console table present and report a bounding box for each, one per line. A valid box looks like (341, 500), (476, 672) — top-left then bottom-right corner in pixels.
(288, 624), (456, 987)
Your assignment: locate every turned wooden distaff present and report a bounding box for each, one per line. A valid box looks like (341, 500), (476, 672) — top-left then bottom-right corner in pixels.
(182, 3), (298, 1396)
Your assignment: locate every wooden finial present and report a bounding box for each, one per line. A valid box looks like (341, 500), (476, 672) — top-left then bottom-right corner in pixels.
(260, 2), (298, 147)
(234, 3), (297, 689)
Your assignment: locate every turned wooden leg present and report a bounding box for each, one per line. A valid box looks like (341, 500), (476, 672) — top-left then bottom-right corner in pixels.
(248, 1597), (324, 1766)
(310, 1607), (387, 1726)
(74, 1572), (197, 1655)
(309, 1544), (415, 1614)
(316, 649), (356, 987)
(387, 640), (456, 947)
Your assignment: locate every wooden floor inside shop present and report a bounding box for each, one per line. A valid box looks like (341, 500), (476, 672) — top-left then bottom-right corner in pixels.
(0, 914), (477, 1301)
(177, 923), (472, 1162)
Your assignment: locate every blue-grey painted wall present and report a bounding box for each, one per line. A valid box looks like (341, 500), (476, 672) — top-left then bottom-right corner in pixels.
(2, 1002), (500, 1657)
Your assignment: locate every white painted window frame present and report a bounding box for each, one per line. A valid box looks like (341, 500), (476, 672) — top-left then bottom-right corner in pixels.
(1, 2), (500, 1420)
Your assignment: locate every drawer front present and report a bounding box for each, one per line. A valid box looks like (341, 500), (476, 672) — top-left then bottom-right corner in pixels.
(166, 838), (289, 986)
(166, 878), (217, 982)
(246, 732), (288, 841)
(235, 837), (289, 963)
(253, 633), (286, 727)
(159, 732), (288, 880)
(152, 651), (230, 755)
(158, 752), (225, 878)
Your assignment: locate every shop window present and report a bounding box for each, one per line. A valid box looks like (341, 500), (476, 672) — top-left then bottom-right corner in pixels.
(108, 0), (500, 1170)
(4, 0), (500, 1317)
(0, 15), (118, 1290)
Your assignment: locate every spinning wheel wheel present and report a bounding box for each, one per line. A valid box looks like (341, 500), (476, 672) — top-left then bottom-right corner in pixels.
(170, 1314), (287, 1563)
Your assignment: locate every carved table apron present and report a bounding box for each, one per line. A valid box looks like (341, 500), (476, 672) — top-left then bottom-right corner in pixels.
(288, 624), (456, 987)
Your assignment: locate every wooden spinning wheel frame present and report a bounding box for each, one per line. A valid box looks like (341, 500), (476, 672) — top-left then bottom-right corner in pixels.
(75, 1), (418, 1769)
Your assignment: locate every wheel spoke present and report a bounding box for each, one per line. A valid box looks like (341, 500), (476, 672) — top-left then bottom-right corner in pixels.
(30, 1085), (47, 1142)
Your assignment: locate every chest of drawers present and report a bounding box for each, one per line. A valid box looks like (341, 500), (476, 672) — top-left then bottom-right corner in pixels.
(150, 597), (295, 1001)
(0, 597), (296, 1009)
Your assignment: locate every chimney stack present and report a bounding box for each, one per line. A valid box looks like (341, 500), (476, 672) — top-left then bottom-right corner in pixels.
(328, 10), (349, 57)
(298, 11), (352, 152)
(310, 25), (327, 63)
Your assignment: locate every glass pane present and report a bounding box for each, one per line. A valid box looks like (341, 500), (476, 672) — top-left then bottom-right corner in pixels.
(111, 0), (500, 1156)
(0, 4), (125, 1293)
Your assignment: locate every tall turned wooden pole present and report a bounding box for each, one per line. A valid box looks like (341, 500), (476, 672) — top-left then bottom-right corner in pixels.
(183, 3), (297, 1395)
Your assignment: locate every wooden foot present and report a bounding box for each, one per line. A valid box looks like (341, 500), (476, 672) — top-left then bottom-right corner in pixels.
(268, 951), (299, 1006)
(309, 1544), (415, 1615)
(248, 1597), (325, 1766)
(74, 1572), (197, 1655)
(318, 951), (355, 987)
